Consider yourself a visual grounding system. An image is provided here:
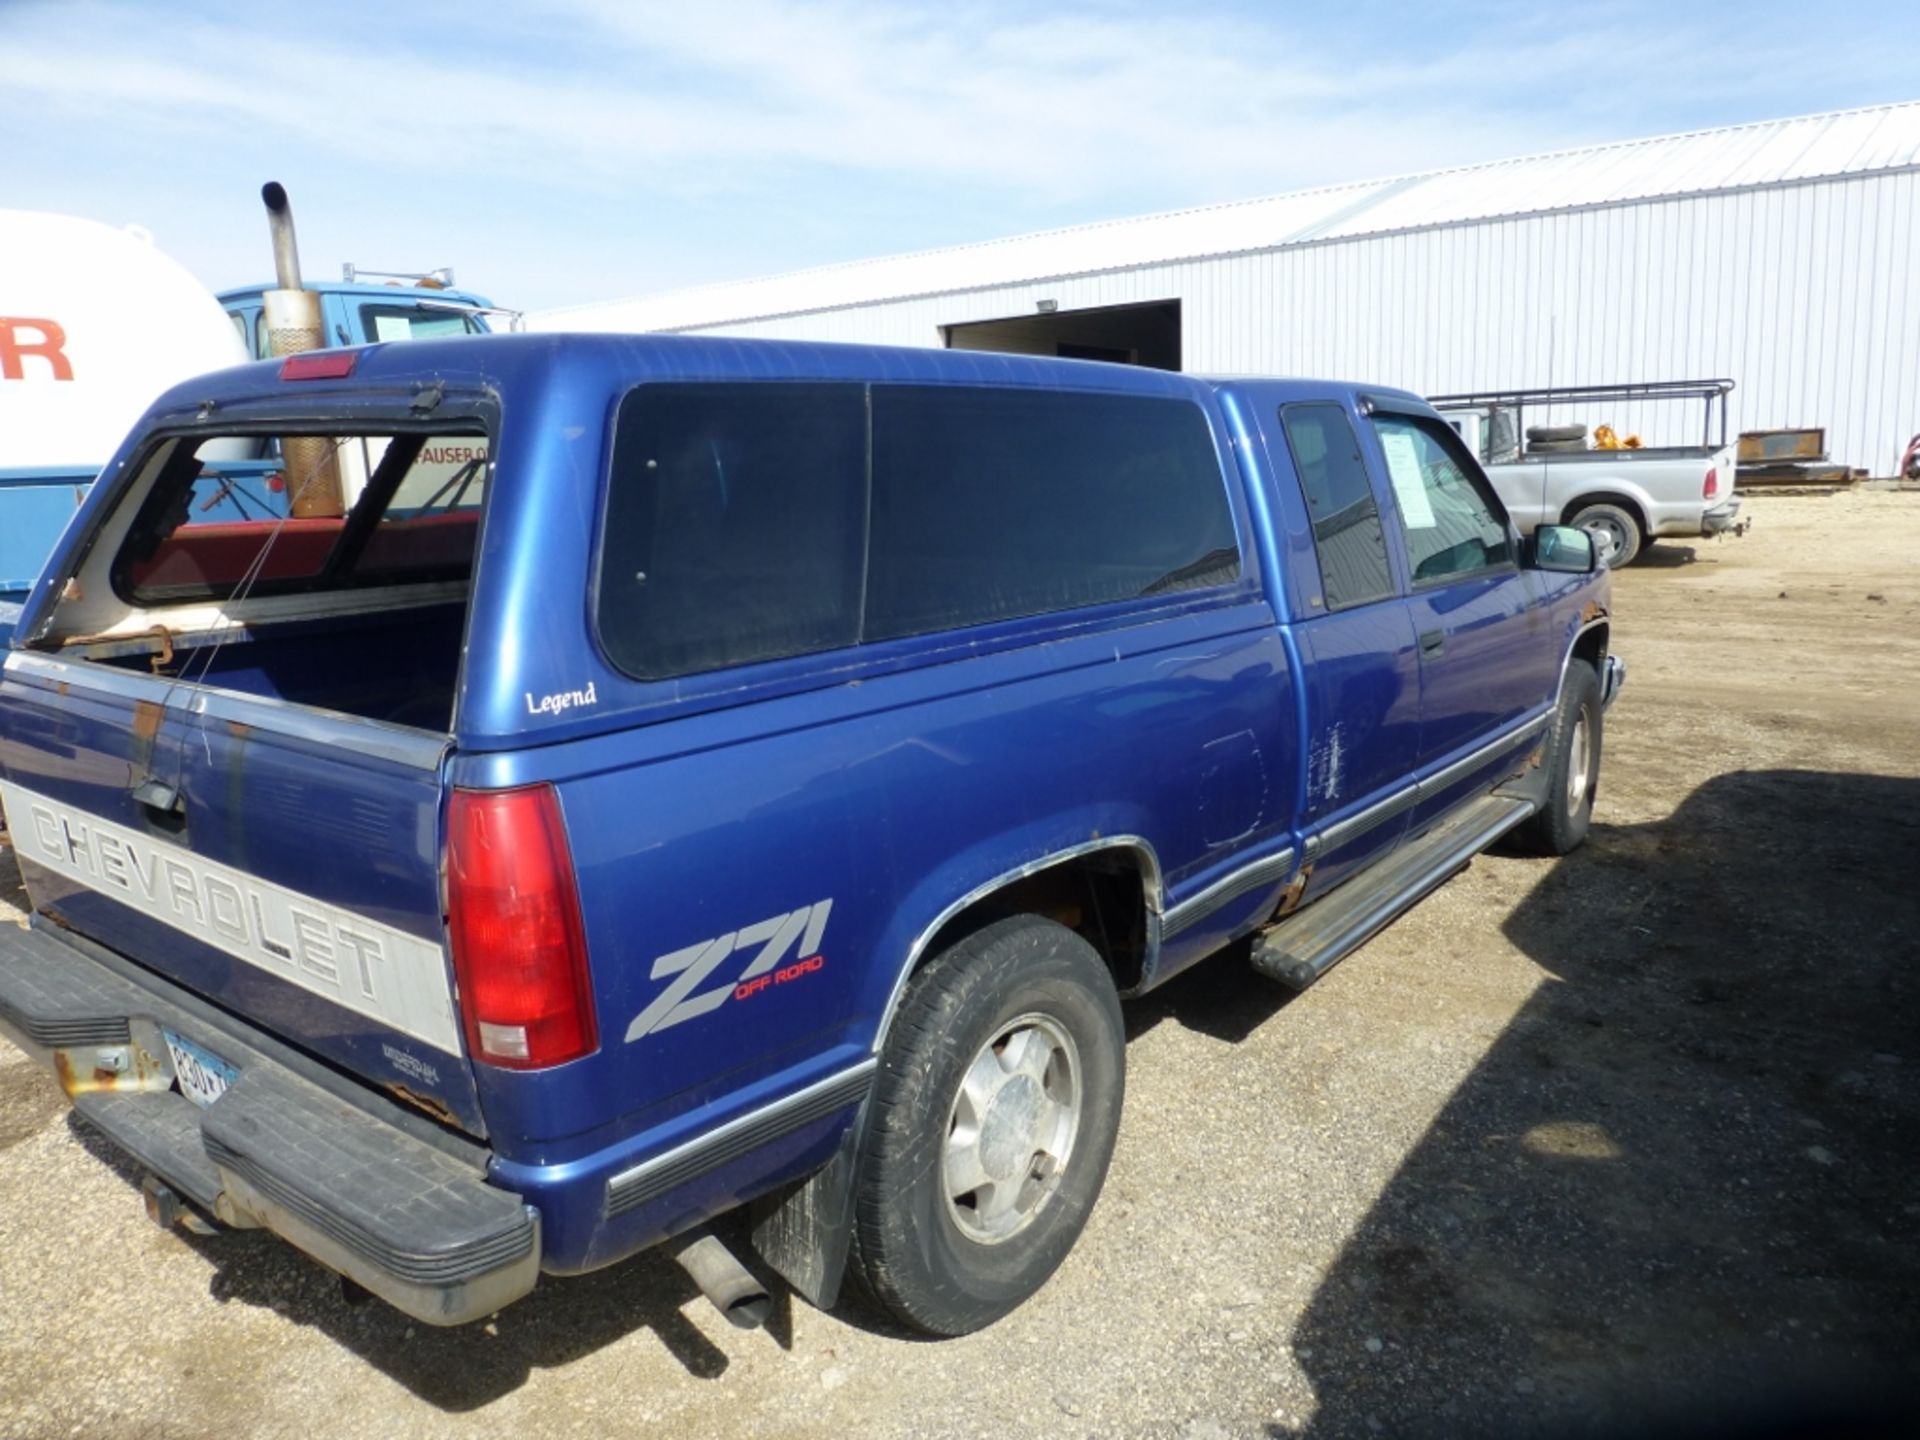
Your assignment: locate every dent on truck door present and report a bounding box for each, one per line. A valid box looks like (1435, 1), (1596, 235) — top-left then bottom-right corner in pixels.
(1371, 413), (1547, 812)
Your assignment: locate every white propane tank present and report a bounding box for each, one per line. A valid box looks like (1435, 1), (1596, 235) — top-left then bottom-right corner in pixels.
(0, 210), (249, 470)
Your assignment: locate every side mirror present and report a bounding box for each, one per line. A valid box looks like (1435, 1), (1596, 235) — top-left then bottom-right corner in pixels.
(1529, 524), (1599, 574)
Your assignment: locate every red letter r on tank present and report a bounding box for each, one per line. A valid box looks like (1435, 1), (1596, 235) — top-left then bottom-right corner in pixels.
(0, 318), (74, 381)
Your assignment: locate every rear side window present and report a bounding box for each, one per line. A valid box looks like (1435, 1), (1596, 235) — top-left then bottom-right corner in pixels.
(1277, 402), (1394, 610)
(595, 382), (1240, 680)
(599, 384), (867, 679)
(866, 387), (1238, 640)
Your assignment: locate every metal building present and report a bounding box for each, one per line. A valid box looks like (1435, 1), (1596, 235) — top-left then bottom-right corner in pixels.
(534, 102), (1920, 474)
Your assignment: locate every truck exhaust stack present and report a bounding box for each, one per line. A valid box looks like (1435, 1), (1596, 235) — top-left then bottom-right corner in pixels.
(258, 182), (345, 517)
(262, 182), (302, 292)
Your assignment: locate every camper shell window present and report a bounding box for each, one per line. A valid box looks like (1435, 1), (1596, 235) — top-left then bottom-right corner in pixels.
(109, 428), (490, 606)
(596, 382), (1240, 681)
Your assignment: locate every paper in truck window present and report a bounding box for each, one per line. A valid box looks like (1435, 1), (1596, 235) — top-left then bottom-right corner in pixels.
(1378, 429), (1436, 528)
(361, 304), (484, 343)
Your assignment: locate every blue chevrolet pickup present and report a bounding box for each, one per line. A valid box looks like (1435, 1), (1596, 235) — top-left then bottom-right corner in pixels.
(0, 334), (1621, 1336)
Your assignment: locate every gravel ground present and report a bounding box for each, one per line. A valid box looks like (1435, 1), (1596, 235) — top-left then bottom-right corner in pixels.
(1, 490), (1916, 1438)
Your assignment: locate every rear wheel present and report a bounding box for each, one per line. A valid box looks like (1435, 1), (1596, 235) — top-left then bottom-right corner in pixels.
(1570, 502), (1643, 568)
(849, 915), (1124, 1336)
(1516, 658), (1603, 856)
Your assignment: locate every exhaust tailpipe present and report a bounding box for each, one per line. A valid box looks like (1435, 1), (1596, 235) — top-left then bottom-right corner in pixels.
(257, 181), (345, 517)
(669, 1232), (772, 1330)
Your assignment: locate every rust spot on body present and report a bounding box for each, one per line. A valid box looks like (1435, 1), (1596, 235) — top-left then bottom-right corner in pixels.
(132, 701), (164, 743)
(1276, 863), (1315, 918)
(386, 1083), (460, 1128)
(53, 1042), (169, 1096)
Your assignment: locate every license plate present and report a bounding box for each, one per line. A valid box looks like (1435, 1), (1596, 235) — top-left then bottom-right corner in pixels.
(164, 1029), (239, 1108)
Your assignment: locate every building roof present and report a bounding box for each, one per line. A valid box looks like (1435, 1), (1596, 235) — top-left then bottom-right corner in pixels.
(536, 101), (1920, 334)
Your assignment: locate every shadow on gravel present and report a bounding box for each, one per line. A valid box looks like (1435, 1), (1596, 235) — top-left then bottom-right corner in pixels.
(1124, 937), (1301, 1045)
(1279, 769), (1920, 1438)
(64, 1106), (784, 1406)
(1632, 544), (1701, 569)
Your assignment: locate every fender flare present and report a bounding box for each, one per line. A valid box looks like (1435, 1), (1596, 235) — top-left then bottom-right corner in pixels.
(1555, 614), (1611, 703)
(868, 834), (1166, 1060)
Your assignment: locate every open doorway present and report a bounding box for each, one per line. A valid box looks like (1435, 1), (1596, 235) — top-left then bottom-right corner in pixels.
(944, 299), (1182, 371)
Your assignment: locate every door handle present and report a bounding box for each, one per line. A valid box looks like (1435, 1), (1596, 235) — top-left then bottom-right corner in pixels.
(131, 778), (187, 830)
(1419, 629), (1446, 657)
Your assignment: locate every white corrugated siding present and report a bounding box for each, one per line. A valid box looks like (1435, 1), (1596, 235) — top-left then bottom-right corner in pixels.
(535, 104), (1920, 473)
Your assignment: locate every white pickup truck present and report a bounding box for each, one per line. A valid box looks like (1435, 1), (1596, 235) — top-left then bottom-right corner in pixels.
(1431, 379), (1746, 568)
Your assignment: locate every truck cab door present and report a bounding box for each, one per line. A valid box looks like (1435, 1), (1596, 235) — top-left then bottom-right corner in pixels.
(1366, 407), (1552, 825)
(1266, 401), (1423, 896)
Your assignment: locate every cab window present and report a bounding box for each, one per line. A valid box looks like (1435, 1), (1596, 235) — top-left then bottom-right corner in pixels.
(1371, 414), (1513, 584)
(1279, 402), (1394, 610)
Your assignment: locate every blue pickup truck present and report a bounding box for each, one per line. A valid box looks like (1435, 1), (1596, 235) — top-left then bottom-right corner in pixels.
(0, 334), (1620, 1336)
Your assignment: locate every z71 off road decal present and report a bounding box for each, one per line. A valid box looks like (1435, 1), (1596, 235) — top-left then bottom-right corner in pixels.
(625, 899), (832, 1042)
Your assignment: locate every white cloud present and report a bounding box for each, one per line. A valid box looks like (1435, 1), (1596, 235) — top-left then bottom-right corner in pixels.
(0, 0), (1905, 306)
(0, 0), (1721, 199)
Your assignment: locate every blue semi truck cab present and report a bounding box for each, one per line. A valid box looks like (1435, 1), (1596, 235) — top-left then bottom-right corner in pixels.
(0, 334), (1621, 1335)
(217, 277), (504, 360)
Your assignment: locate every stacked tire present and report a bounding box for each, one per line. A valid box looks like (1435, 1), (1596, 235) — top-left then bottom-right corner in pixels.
(1527, 423), (1587, 455)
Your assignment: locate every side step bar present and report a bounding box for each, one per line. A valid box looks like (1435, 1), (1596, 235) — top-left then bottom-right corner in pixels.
(1251, 792), (1536, 990)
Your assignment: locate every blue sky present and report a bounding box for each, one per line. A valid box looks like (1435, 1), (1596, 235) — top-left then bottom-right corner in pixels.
(5, 0), (1917, 312)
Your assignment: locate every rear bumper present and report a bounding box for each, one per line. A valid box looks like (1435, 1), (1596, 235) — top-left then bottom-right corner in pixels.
(0, 919), (538, 1326)
(1700, 499), (1746, 536)
(1647, 497), (1745, 539)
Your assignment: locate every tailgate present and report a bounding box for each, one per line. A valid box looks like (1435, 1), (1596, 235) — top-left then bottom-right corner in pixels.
(0, 655), (483, 1134)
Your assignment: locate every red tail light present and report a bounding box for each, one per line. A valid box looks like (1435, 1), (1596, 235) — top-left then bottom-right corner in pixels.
(1703, 466), (1720, 499)
(446, 785), (597, 1069)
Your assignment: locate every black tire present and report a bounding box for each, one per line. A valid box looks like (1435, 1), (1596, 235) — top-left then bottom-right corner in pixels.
(1526, 423), (1588, 443)
(1515, 659), (1602, 856)
(1528, 438), (1588, 454)
(849, 915), (1125, 1336)
(1569, 501), (1643, 568)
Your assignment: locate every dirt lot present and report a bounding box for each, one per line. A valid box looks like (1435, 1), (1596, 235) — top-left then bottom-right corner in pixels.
(2, 490), (1916, 1439)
